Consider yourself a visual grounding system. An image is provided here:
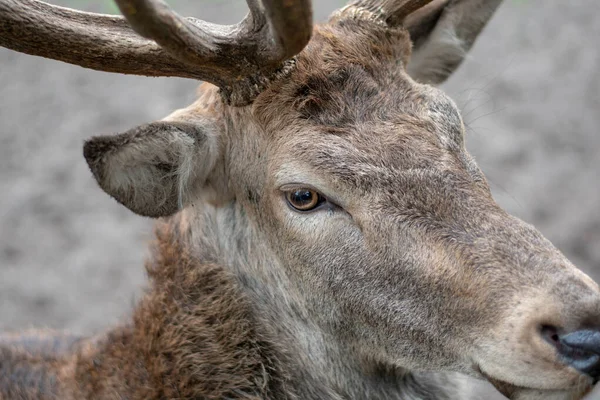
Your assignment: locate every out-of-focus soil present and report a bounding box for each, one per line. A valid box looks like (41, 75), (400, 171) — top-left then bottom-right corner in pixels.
(1, 0), (598, 398)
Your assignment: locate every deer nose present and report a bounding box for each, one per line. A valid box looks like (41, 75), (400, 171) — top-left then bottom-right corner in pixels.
(543, 327), (600, 380)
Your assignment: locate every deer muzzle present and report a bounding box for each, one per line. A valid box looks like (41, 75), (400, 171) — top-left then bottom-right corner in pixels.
(543, 328), (600, 381)
(476, 273), (600, 399)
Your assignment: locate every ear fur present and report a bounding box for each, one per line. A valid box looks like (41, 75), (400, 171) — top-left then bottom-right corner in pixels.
(406, 0), (502, 85)
(83, 120), (219, 218)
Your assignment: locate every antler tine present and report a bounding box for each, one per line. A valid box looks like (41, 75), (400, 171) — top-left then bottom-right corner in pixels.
(0, 0), (313, 104)
(260, 0), (313, 58)
(350, 0), (436, 26)
(113, 0), (220, 66)
(113, 0), (313, 81)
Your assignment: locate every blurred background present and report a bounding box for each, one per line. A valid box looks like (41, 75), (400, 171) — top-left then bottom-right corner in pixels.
(0, 0), (598, 398)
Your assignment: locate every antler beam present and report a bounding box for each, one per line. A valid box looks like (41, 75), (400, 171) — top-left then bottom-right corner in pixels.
(0, 0), (313, 95)
(0, 0), (205, 79)
(112, 0), (312, 82)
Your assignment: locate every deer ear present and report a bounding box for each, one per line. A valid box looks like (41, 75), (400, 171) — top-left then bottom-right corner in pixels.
(405, 0), (501, 85)
(83, 120), (219, 218)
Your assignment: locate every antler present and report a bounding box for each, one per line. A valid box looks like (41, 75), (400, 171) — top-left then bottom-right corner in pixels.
(348, 0), (435, 26)
(0, 0), (313, 104)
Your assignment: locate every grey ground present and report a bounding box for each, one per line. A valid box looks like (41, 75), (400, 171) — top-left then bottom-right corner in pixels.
(0, 0), (598, 398)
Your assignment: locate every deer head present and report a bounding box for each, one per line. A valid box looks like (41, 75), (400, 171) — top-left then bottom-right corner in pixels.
(1, 0), (599, 399)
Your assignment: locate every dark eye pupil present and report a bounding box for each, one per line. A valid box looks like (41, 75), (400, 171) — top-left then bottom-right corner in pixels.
(286, 189), (323, 211)
(291, 190), (313, 206)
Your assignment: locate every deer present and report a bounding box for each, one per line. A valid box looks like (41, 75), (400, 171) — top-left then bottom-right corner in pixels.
(0, 0), (599, 398)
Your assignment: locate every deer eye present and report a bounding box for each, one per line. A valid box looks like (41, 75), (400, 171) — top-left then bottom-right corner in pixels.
(285, 189), (325, 212)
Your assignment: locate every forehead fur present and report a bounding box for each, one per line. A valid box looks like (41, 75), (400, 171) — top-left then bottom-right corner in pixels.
(249, 16), (466, 190)
(254, 17), (412, 127)
(254, 14), (462, 125)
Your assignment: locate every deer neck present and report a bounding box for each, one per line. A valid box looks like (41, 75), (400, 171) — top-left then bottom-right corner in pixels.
(174, 201), (466, 400)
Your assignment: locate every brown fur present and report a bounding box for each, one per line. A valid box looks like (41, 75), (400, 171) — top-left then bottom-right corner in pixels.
(1, 220), (294, 399)
(2, 2), (599, 400)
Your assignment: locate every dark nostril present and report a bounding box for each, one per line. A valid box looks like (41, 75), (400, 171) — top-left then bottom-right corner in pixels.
(541, 325), (560, 346)
(542, 326), (600, 380)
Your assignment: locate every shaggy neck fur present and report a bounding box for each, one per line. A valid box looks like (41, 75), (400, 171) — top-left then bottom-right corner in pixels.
(166, 202), (468, 400)
(1, 204), (466, 400)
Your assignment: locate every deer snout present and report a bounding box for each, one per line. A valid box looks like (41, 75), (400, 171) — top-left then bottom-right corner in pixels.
(518, 273), (600, 385)
(535, 274), (600, 378)
(475, 266), (600, 392)
(543, 327), (600, 381)
(544, 271), (600, 359)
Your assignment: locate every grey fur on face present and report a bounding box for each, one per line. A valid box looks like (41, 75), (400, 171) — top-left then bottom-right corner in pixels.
(1, 1), (598, 399)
